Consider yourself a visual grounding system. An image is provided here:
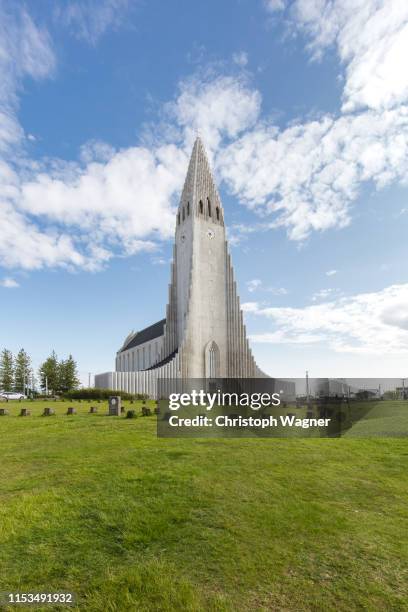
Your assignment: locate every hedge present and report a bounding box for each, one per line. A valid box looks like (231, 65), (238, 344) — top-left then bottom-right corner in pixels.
(62, 388), (149, 400)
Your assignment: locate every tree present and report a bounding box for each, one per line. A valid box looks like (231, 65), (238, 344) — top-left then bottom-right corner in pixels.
(0, 349), (14, 391)
(59, 355), (80, 392)
(14, 349), (32, 393)
(38, 351), (59, 395)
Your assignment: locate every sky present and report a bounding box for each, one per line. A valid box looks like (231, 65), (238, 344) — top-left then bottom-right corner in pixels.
(0, 0), (407, 383)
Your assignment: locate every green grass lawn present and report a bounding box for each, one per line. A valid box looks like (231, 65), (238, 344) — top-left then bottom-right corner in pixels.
(0, 399), (407, 611)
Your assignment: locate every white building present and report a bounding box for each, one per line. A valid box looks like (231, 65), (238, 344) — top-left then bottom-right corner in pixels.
(95, 137), (267, 396)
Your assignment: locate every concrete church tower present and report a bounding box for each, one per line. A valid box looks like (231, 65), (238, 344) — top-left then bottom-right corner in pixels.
(162, 137), (261, 378)
(95, 138), (265, 395)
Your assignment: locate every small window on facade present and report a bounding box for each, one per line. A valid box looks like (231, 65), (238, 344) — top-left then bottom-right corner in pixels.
(177, 212), (180, 225)
(182, 207), (185, 221)
(187, 201), (190, 216)
(207, 197), (211, 217)
(216, 206), (220, 220)
(199, 200), (203, 214)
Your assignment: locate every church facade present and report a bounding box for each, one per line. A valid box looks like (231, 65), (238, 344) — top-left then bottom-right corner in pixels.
(95, 138), (267, 396)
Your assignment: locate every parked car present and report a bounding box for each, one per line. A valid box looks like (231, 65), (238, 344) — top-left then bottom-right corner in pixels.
(0, 392), (27, 400)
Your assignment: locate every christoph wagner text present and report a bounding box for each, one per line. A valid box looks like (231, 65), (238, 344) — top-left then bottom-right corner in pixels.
(168, 415), (331, 428)
(168, 390), (281, 411)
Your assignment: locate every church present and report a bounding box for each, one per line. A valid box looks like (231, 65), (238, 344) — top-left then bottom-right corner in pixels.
(95, 137), (267, 396)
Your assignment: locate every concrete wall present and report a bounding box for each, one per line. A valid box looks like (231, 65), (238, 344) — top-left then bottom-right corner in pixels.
(115, 335), (164, 372)
(95, 352), (181, 398)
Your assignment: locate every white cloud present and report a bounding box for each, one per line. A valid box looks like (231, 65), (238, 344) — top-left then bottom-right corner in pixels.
(0, 111), (23, 153)
(152, 257), (170, 266)
(2, 1), (408, 273)
(0, 3), (55, 152)
(0, 0), (186, 273)
(0, 25), (254, 270)
(0, 277), (19, 288)
(17, 144), (187, 249)
(247, 279), (262, 292)
(55, 0), (131, 44)
(79, 140), (116, 164)
(232, 51), (248, 67)
(251, 330), (324, 344)
(1, 70), (263, 271)
(0, 143), (187, 271)
(292, 0), (408, 112)
(219, 105), (408, 240)
(311, 288), (339, 302)
(247, 284), (408, 355)
(326, 269), (337, 276)
(166, 75), (261, 154)
(265, 0), (286, 12)
(226, 222), (260, 246)
(246, 278), (287, 295)
(242, 302), (261, 313)
(268, 286), (288, 295)
(216, 1), (408, 241)
(0, 4), (83, 272)
(0, 199), (91, 271)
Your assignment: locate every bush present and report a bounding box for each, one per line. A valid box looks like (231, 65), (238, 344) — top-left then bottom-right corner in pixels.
(62, 388), (149, 401)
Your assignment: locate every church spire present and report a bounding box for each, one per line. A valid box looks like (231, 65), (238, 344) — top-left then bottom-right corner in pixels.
(178, 137), (224, 225)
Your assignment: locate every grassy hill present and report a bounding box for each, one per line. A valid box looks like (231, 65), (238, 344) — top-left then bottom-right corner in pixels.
(0, 399), (407, 611)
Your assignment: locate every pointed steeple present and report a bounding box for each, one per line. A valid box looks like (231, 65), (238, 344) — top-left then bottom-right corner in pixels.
(177, 137), (224, 225)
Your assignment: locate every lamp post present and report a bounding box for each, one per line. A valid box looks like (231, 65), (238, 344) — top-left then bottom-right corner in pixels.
(306, 370), (310, 405)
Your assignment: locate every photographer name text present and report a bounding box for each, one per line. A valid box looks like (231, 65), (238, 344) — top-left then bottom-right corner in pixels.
(167, 414), (331, 429)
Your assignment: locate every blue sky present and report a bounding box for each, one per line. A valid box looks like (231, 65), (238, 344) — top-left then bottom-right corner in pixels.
(0, 0), (408, 382)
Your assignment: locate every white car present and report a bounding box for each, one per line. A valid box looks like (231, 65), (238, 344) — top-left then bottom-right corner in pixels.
(0, 392), (27, 400)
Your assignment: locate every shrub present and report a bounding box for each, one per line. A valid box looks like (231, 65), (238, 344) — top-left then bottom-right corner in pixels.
(62, 388), (149, 401)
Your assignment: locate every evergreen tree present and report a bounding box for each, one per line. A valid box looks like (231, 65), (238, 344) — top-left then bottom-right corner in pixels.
(0, 349), (14, 391)
(38, 351), (59, 395)
(59, 355), (80, 392)
(14, 349), (32, 393)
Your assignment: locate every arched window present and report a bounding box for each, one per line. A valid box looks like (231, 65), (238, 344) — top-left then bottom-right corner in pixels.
(205, 341), (220, 379)
(187, 201), (190, 216)
(177, 212), (180, 225)
(182, 207), (185, 221)
(207, 197), (211, 217)
(199, 200), (203, 214)
(216, 206), (220, 221)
